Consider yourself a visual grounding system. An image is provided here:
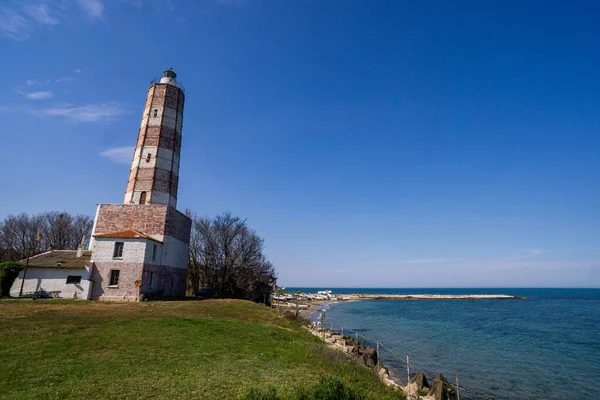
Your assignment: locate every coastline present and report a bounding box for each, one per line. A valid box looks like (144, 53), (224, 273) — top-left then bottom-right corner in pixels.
(295, 302), (408, 393)
(339, 293), (525, 300)
(272, 292), (524, 318)
(304, 315), (457, 399)
(274, 293), (497, 399)
(273, 288), (600, 399)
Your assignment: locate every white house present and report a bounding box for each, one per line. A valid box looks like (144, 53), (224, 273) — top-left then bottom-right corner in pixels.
(10, 248), (93, 300)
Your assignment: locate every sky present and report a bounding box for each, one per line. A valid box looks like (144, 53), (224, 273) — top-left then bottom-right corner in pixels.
(0, 0), (599, 288)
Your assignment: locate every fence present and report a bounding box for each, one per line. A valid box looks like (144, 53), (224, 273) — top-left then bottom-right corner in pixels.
(312, 310), (497, 400)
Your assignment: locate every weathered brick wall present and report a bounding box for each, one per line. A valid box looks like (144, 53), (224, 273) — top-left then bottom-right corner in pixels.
(93, 204), (168, 238)
(165, 207), (192, 244)
(90, 262), (187, 301)
(140, 264), (187, 297)
(90, 261), (143, 301)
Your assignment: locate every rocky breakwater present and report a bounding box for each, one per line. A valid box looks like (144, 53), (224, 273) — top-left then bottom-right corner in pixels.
(341, 293), (525, 300)
(308, 327), (397, 388)
(308, 327), (464, 400)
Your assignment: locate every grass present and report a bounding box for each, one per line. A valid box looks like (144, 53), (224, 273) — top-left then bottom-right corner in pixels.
(0, 299), (403, 399)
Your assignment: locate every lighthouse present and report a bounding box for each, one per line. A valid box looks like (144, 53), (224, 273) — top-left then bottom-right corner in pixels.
(124, 68), (184, 208)
(88, 69), (192, 301)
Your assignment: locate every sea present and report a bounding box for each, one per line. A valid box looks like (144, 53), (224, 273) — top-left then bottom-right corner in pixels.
(286, 288), (600, 400)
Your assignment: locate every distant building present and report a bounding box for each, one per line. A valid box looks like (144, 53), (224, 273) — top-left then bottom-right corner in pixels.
(10, 248), (93, 300)
(88, 68), (191, 301)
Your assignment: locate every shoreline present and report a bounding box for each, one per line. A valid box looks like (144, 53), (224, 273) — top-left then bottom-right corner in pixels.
(339, 293), (525, 300)
(275, 293), (501, 399)
(304, 322), (456, 399)
(272, 292), (525, 319)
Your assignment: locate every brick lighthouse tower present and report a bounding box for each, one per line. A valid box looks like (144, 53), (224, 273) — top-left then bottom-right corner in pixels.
(88, 68), (192, 301)
(124, 67), (184, 208)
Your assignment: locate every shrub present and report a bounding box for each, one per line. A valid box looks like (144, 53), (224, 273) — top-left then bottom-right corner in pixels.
(0, 261), (23, 296)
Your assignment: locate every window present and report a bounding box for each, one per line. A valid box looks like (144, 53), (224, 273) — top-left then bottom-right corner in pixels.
(149, 272), (155, 288)
(140, 191), (147, 205)
(113, 242), (124, 258)
(152, 244), (157, 260)
(66, 275), (81, 284)
(146, 153), (151, 162)
(153, 109), (158, 117)
(109, 270), (120, 286)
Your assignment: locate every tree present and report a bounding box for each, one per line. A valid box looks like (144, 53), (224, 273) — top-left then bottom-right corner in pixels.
(187, 211), (276, 303)
(0, 213), (44, 261)
(0, 212), (93, 262)
(40, 212), (93, 250)
(0, 261), (23, 296)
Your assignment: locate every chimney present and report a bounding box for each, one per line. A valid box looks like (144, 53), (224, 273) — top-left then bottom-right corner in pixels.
(77, 235), (85, 258)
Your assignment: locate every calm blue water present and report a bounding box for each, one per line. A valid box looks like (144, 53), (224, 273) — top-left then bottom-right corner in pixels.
(287, 288), (600, 400)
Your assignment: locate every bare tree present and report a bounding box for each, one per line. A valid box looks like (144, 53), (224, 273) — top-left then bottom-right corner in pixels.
(0, 213), (44, 261)
(187, 211), (276, 303)
(41, 212), (93, 250)
(0, 212), (93, 261)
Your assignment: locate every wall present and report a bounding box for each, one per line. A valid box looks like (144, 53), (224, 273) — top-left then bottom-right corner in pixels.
(10, 266), (92, 300)
(91, 204), (168, 243)
(161, 236), (188, 269)
(90, 261), (143, 301)
(91, 238), (148, 263)
(90, 238), (150, 301)
(165, 207), (192, 244)
(140, 264), (187, 297)
(89, 204), (190, 255)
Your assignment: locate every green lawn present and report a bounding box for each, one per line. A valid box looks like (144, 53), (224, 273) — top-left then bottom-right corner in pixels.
(0, 299), (402, 399)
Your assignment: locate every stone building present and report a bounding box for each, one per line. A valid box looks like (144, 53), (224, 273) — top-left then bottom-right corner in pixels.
(87, 68), (191, 301)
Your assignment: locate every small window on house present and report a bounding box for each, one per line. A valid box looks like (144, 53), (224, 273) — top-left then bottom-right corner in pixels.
(146, 153), (151, 162)
(66, 275), (81, 284)
(152, 244), (157, 261)
(140, 191), (147, 205)
(109, 270), (120, 286)
(113, 242), (124, 258)
(153, 109), (158, 117)
(149, 272), (155, 288)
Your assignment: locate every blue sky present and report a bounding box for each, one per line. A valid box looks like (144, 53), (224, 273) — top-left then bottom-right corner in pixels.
(1, 0), (599, 287)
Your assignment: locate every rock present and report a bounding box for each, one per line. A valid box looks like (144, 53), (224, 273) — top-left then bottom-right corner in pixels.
(410, 371), (430, 392)
(359, 346), (378, 368)
(427, 373), (456, 400)
(378, 367), (389, 378)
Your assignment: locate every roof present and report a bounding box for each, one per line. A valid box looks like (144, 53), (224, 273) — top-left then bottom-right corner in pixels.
(93, 229), (162, 243)
(21, 250), (92, 269)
